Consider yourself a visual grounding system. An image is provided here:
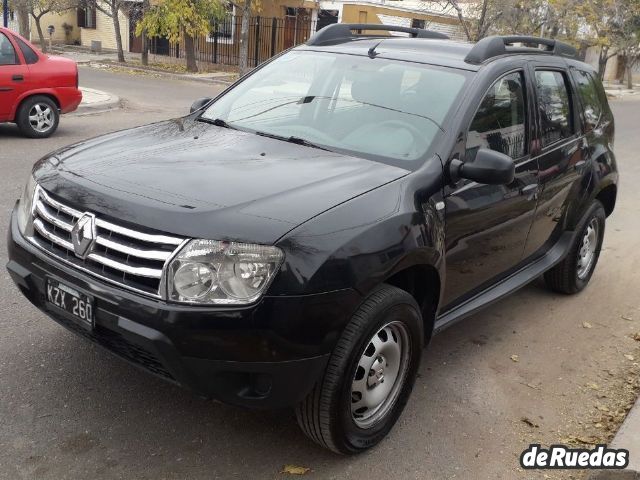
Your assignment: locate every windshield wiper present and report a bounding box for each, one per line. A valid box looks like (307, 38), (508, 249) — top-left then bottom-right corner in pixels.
(255, 131), (332, 152)
(197, 117), (239, 130)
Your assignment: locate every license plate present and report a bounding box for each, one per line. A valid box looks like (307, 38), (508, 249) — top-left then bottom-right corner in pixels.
(46, 279), (94, 327)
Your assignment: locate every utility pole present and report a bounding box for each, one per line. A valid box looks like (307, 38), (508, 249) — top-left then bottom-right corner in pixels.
(3, 0), (8, 28)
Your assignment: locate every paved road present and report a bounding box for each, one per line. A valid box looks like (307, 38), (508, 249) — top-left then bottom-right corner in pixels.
(1, 67), (640, 480)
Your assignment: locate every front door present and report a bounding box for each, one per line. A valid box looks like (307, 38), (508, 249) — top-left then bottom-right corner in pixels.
(442, 69), (539, 310)
(0, 31), (27, 120)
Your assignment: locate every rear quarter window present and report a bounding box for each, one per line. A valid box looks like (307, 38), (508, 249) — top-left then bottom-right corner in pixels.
(573, 69), (606, 130)
(14, 36), (39, 65)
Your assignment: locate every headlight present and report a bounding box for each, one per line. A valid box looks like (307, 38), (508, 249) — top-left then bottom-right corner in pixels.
(167, 239), (284, 305)
(17, 174), (37, 235)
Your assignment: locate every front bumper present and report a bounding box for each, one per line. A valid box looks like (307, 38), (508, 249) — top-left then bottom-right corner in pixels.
(7, 209), (361, 408)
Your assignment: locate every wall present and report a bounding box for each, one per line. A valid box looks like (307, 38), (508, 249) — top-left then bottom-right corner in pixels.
(81, 7), (129, 52)
(30, 11), (81, 45)
(320, 1), (464, 40)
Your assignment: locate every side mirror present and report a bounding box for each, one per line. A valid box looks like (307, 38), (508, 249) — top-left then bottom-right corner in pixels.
(450, 148), (515, 185)
(190, 97), (213, 113)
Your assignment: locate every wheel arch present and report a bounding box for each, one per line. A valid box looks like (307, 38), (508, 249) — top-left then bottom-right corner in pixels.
(595, 183), (617, 217)
(11, 91), (61, 121)
(383, 262), (441, 343)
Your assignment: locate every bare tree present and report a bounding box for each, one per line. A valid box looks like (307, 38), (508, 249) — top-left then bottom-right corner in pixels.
(92, 0), (127, 62)
(237, 0), (251, 76)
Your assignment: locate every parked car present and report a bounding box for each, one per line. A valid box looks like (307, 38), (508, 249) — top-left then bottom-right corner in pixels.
(0, 27), (81, 138)
(7, 24), (617, 454)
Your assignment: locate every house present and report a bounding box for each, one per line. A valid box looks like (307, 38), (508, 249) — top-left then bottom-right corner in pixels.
(316, 0), (465, 40)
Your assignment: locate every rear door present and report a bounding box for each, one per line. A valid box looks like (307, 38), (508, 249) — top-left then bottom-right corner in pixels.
(0, 31), (28, 120)
(521, 63), (588, 259)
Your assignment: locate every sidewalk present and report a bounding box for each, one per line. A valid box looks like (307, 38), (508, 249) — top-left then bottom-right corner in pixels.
(590, 400), (640, 479)
(603, 81), (640, 98)
(75, 87), (120, 115)
(52, 45), (237, 86)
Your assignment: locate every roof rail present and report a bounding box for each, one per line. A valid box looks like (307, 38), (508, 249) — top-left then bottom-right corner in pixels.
(307, 23), (449, 46)
(464, 35), (577, 64)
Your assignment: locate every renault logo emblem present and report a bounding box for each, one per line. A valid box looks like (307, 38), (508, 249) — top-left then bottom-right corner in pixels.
(71, 213), (97, 259)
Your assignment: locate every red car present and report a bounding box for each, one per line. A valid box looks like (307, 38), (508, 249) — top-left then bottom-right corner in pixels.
(0, 27), (81, 138)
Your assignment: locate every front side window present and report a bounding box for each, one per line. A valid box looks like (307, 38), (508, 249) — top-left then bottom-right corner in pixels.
(535, 70), (573, 147)
(466, 71), (527, 161)
(574, 69), (603, 130)
(201, 51), (469, 166)
(0, 33), (18, 66)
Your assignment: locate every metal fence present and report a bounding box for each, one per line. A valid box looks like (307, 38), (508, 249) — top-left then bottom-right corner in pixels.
(132, 15), (324, 68)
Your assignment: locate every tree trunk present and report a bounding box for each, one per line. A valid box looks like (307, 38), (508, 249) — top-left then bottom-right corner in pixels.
(17, 5), (30, 38)
(184, 33), (197, 72)
(238, 0), (251, 76)
(627, 61), (634, 90)
(33, 15), (46, 53)
(111, 2), (126, 63)
(598, 46), (609, 81)
(141, 29), (149, 66)
(141, 0), (149, 66)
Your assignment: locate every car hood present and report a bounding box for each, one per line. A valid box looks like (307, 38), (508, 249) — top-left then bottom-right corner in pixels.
(34, 118), (410, 244)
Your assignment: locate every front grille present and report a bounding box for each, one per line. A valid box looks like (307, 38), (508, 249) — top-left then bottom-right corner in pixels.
(29, 186), (185, 297)
(54, 312), (174, 380)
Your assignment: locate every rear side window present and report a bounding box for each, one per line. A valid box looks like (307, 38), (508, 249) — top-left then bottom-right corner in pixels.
(14, 36), (39, 64)
(574, 70), (603, 130)
(466, 71), (527, 161)
(0, 33), (18, 65)
(535, 70), (573, 147)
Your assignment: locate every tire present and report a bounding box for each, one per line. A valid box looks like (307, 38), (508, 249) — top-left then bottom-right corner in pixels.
(544, 200), (606, 294)
(296, 284), (424, 454)
(16, 96), (60, 139)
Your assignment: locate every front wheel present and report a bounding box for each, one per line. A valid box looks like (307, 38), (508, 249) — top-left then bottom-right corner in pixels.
(544, 200), (606, 294)
(16, 96), (60, 139)
(296, 284), (424, 454)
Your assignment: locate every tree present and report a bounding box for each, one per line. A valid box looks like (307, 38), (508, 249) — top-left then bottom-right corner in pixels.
(11, 0), (73, 52)
(237, 0), (251, 76)
(137, 0), (227, 72)
(91, 0), (128, 62)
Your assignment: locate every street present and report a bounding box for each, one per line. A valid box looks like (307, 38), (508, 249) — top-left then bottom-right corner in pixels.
(1, 66), (639, 480)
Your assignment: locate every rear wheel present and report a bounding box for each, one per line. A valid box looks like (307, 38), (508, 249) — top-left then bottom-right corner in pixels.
(296, 284), (424, 454)
(16, 96), (59, 139)
(544, 200), (606, 294)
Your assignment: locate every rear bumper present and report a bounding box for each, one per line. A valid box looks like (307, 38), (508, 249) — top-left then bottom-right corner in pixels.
(57, 87), (82, 114)
(7, 209), (361, 408)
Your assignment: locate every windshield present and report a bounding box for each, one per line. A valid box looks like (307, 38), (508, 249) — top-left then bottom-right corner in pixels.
(201, 50), (469, 165)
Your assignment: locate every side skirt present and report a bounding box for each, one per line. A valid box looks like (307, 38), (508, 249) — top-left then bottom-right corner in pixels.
(434, 230), (575, 334)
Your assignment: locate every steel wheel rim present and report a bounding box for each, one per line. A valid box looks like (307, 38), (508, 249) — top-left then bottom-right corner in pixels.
(351, 320), (411, 429)
(29, 103), (54, 133)
(577, 218), (599, 279)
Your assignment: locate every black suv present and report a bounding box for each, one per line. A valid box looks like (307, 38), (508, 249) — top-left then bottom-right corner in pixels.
(7, 24), (617, 453)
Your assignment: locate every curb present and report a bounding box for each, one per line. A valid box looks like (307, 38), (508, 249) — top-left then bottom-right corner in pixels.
(87, 61), (236, 87)
(589, 399), (640, 479)
(73, 88), (121, 115)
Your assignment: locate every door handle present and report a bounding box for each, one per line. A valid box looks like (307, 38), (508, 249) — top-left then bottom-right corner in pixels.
(520, 183), (539, 201)
(12, 75), (24, 82)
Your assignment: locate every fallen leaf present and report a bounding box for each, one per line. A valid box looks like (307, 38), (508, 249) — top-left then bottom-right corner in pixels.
(582, 321), (593, 329)
(281, 465), (311, 475)
(625, 354), (635, 361)
(586, 382), (600, 390)
(510, 355), (520, 363)
(622, 315), (634, 321)
(521, 417), (539, 428)
(632, 333), (640, 342)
